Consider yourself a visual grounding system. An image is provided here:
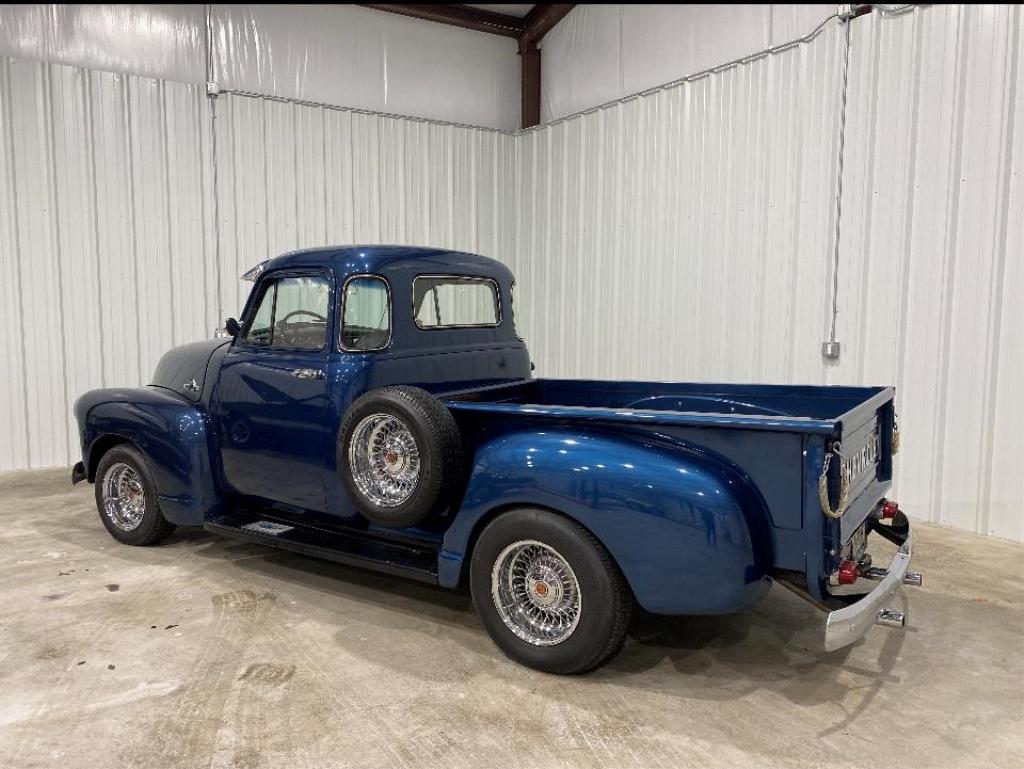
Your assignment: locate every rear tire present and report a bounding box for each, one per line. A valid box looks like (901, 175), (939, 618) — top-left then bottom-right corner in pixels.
(470, 508), (631, 674)
(94, 445), (175, 546)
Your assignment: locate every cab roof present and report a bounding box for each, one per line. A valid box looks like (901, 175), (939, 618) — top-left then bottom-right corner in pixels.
(252, 245), (513, 284)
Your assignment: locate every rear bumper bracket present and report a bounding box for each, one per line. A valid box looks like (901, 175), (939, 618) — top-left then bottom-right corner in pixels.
(824, 512), (915, 652)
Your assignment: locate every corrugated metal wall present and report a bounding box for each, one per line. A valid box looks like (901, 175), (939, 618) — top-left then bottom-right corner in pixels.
(0, 4), (520, 130)
(2, 5), (1021, 541)
(0, 57), (215, 471)
(540, 3), (841, 122)
(0, 57), (514, 472)
(513, 22), (846, 383)
(514, 5), (1024, 541)
(837, 4), (1024, 541)
(212, 93), (515, 325)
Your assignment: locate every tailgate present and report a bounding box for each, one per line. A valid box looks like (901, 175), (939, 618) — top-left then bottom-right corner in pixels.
(832, 388), (897, 542)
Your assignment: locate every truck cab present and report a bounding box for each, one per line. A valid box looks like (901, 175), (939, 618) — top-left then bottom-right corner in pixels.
(208, 247), (528, 520)
(73, 245), (919, 674)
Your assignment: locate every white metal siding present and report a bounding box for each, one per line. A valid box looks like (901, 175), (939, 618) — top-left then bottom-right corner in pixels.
(0, 58), (215, 471)
(540, 4), (842, 122)
(0, 4), (521, 131)
(838, 5), (1024, 541)
(514, 23), (846, 383)
(0, 58), (514, 471)
(213, 93), (515, 321)
(211, 5), (520, 131)
(2, 4), (1022, 543)
(515, 5), (1024, 541)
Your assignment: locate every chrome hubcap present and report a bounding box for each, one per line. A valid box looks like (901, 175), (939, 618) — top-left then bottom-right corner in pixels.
(491, 540), (582, 646)
(101, 463), (146, 531)
(348, 413), (421, 507)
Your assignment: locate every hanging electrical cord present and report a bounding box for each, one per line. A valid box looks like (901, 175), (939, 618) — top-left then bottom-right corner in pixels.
(209, 8), (854, 137)
(521, 6), (919, 134)
(823, 3), (921, 360)
(527, 11), (842, 133)
(204, 4), (224, 328)
(199, 4), (922, 346)
(202, 5), (923, 140)
(824, 11), (854, 361)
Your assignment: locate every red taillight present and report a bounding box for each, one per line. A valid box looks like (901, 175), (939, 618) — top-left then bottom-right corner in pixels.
(881, 499), (899, 519)
(837, 559), (859, 585)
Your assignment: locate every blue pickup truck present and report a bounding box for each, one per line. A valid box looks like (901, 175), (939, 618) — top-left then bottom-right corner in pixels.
(73, 246), (919, 674)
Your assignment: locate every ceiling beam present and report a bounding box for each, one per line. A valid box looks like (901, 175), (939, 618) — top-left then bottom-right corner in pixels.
(357, 4), (524, 38)
(520, 3), (576, 46)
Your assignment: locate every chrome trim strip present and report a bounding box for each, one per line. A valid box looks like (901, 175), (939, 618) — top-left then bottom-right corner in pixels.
(240, 260), (268, 282)
(824, 524), (913, 652)
(510, 280), (523, 341)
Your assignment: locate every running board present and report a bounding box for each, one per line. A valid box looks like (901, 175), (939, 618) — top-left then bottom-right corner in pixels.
(204, 513), (440, 584)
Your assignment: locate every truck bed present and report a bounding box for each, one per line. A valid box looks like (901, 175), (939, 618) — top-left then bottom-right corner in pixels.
(445, 378), (893, 434)
(445, 377), (898, 595)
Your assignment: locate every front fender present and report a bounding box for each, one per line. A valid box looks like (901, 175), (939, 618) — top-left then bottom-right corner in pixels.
(74, 387), (220, 525)
(441, 427), (773, 615)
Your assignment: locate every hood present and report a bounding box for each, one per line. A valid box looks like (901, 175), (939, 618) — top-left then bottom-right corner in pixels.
(150, 338), (231, 402)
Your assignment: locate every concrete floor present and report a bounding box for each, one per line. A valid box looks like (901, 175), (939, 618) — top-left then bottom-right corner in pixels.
(0, 468), (1021, 769)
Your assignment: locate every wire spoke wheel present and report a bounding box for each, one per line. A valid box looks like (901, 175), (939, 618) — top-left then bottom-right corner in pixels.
(348, 413), (422, 508)
(101, 462), (147, 532)
(491, 540), (582, 646)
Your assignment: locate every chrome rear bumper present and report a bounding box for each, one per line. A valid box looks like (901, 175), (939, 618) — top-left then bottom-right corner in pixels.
(824, 516), (915, 652)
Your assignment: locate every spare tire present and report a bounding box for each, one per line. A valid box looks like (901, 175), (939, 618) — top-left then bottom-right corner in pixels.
(338, 386), (464, 528)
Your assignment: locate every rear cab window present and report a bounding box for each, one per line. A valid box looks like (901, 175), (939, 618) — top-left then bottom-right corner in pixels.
(413, 275), (500, 329)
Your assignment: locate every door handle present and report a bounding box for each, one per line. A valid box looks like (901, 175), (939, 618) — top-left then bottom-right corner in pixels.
(291, 368), (323, 380)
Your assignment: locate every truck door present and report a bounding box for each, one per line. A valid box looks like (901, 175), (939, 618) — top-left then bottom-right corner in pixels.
(215, 270), (333, 512)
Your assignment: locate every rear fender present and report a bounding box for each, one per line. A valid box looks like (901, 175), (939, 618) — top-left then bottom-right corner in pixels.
(74, 387), (220, 525)
(441, 427), (773, 614)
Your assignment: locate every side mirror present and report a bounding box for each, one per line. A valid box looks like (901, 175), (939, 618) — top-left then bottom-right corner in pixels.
(225, 317), (241, 338)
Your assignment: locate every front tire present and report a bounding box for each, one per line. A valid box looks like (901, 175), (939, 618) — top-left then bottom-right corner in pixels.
(94, 445), (175, 546)
(470, 508), (631, 674)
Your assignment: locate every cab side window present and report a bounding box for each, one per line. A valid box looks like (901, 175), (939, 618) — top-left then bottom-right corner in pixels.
(243, 275), (330, 350)
(341, 276), (391, 351)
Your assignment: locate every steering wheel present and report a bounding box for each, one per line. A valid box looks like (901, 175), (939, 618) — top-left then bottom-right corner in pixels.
(278, 309), (326, 325)
(276, 309), (327, 346)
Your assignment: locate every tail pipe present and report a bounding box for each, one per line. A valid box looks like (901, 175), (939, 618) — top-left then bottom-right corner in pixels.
(876, 608), (905, 628)
(861, 566), (923, 587)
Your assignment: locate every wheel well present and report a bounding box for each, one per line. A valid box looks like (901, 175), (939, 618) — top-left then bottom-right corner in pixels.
(87, 435), (133, 482)
(455, 503), (633, 598)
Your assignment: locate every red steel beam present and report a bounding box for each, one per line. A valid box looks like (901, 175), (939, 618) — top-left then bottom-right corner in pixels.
(520, 3), (575, 46)
(519, 39), (542, 129)
(518, 4), (575, 128)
